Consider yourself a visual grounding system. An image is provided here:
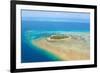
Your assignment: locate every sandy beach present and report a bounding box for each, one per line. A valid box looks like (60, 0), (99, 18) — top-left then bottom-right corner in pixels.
(32, 33), (90, 61)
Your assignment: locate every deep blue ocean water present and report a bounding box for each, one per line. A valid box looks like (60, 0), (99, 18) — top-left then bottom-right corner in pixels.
(22, 21), (90, 32)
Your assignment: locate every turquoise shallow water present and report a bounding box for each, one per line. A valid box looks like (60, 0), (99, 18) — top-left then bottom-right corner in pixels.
(21, 31), (89, 63)
(21, 31), (63, 63)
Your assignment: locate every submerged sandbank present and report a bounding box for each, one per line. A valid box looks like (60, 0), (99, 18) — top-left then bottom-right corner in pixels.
(32, 33), (90, 61)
